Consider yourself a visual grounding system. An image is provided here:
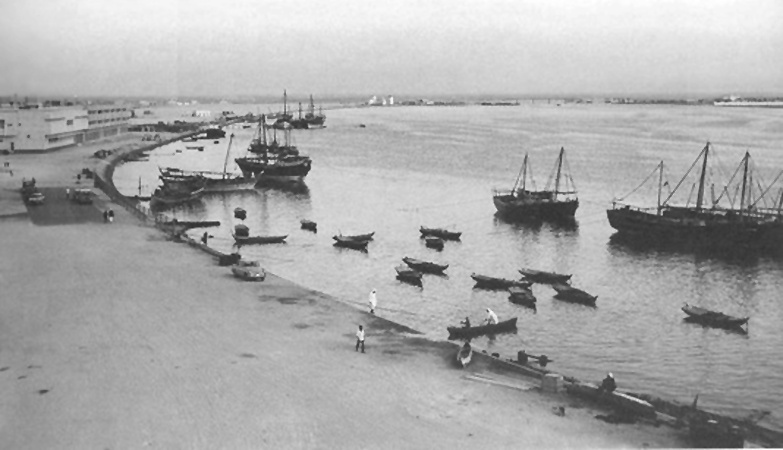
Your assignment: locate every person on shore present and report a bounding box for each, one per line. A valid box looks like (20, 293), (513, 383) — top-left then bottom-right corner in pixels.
(460, 316), (471, 328)
(484, 308), (498, 325)
(103, 210), (108, 223)
(65, 188), (70, 200)
(598, 373), (616, 394)
(355, 325), (365, 353)
(107, 209), (114, 223)
(201, 232), (209, 245)
(368, 289), (377, 314)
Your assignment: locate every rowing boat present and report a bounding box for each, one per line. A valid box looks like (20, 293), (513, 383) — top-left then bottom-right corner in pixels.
(682, 303), (748, 331)
(402, 257), (448, 274)
(519, 267), (572, 284)
(447, 317), (518, 339)
(420, 226), (462, 241)
(551, 282), (597, 306)
(471, 273), (531, 290)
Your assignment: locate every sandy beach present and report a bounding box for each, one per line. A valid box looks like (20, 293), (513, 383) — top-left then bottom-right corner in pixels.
(0, 134), (690, 448)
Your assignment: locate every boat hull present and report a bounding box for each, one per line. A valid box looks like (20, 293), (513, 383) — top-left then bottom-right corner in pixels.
(448, 318), (518, 339)
(519, 268), (572, 284)
(493, 195), (579, 222)
(607, 207), (783, 249)
(471, 274), (531, 290)
(233, 234), (288, 245)
(402, 257), (448, 274)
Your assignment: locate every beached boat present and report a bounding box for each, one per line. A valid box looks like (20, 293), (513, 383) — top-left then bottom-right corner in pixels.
(447, 318), (518, 339)
(551, 282), (597, 306)
(402, 257), (448, 274)
(471, 273), (532, 290)
(232, 224), (287, 245)
(395, 265), (423, 287)
(508, 286), (537, 308)
(493, 148), (579, 222)
(519, 268), (572, 284)
(456, 343), (473, 368)
(420, 226), (462, 241)
(333, 235), (369, 251)
(231, 265), (266, 281)
(607, 143), (783, 249)
(300, 219), (317, 232)
(424, 236), (444, 250)
(682, 303), (749, 331)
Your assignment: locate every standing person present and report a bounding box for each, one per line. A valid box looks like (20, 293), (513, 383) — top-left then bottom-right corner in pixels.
(598, 373), (616, 394)
(484, 308), (498, 325)
(65, 188), (70, 200)
(355, 325), (365, 353)
(368, 289), (377, 314)
(201, 232), (209, 245)
(108, 209), (114, 223)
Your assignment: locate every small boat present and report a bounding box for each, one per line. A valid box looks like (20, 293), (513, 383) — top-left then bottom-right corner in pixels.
(150, 184), (205, 208)
(551, 283), (597, 306)
(233, 224), (287, 245)
(234, 208), (247, 220)
(300, 219), (317, 232)
(471, 273), (532, 290)
(185, 145), (205, 151)
(456, 343), (473, 368)
(425, 236), (444, 250)
(682, 303), (749, 331)
(231, 265), (266, 281)
(519, 268), (572, 284)
(395, 265), (423, 287)
(447, 318), (518, 340)
(333, 235), (369, 251)
(338, 232), (375, 242)
(420, 226), (462, 241)
(508, 286), (537, 308)
(233, 234), (288, 245)
(402, 257), (448, 274)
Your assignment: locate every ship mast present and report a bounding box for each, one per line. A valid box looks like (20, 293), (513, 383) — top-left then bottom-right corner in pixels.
(739, 151), (750, 215)
(657, 161), (664, 215)
(554, 147), (564, 198)
(511, 153), (528, 193)
(222, 134), (234, 180)
(695, 142), (710, 211)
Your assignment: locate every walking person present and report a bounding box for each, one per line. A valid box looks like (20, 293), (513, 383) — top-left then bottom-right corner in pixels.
(368, 289), (377, 314)
(355, 325), (365, 353)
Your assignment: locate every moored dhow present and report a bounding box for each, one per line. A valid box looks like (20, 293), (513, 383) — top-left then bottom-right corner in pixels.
(493, 147), (579, 222)
(607, 142), (783, 249)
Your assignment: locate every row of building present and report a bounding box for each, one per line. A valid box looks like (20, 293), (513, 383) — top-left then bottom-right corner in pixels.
(0, 104), (132, 153)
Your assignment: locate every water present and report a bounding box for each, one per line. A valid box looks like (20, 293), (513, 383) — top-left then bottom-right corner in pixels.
(114, 102), (783, 428)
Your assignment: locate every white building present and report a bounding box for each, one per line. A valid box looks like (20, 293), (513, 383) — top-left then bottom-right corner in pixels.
(0, 104), (131, 153)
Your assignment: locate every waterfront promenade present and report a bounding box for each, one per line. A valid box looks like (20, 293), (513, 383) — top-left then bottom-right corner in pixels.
(0, 130), (689, 448)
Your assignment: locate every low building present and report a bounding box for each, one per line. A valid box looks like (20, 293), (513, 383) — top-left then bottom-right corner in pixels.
(0, 104), (131, 153)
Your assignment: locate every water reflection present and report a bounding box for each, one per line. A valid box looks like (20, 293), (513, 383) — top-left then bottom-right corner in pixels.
(493, 212), (579, 232)
(606, 232), (782, 263)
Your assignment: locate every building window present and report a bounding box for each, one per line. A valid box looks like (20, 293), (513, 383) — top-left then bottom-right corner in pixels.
(67, 119), (73, 126)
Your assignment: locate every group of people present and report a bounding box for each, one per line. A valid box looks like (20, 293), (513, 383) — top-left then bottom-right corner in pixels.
(460, 308), (499, 328)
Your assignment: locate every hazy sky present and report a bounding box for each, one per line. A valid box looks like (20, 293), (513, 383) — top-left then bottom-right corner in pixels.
(0, 0), (781, 98)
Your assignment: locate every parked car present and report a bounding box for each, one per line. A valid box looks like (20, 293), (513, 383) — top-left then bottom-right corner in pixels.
(26, 192), (45, 205)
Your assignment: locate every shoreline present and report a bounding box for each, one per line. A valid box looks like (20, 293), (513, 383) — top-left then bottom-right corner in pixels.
(0, 124), (775, 447)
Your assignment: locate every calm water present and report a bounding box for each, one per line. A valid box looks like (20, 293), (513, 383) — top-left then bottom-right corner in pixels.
(114, 103), (783, 428)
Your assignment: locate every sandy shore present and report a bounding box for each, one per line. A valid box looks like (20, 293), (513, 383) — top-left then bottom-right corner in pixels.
(0, 135), (689, 448)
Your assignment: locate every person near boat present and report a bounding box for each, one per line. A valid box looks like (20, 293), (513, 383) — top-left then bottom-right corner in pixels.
(368, 289), (377, 314)
(355, 325), (365, 353)
(484, 308), (498, 325)
(598, 373), (616, 394)
(461, 316), (471, 328)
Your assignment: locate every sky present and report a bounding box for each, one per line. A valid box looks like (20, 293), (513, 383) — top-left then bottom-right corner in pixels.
(0, 0), (781, 99)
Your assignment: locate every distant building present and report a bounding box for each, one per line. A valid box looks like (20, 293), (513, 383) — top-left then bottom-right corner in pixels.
(0, 104), (131, 153)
